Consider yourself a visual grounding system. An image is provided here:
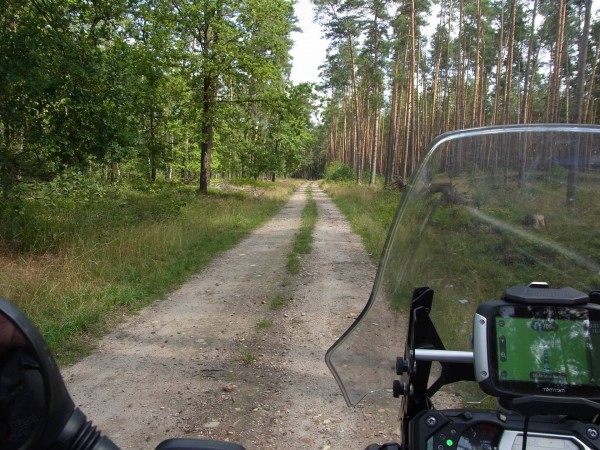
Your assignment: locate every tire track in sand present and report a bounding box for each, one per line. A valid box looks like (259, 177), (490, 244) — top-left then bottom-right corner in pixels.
(63, 182), (402, 450)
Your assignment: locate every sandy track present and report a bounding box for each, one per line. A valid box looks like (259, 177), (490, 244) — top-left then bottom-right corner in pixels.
(63, 183), (402, 450)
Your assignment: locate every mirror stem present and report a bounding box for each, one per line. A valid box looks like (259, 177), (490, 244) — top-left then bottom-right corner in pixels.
(52, 408), (120, 450)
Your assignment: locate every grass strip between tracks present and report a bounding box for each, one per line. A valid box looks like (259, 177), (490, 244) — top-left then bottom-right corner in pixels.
(286, 185), (318, 274)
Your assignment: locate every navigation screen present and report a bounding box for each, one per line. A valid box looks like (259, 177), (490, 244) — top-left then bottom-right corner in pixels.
(496, 314), (600, 389)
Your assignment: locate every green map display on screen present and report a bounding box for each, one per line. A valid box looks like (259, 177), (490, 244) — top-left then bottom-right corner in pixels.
(496, 317), (600, 385)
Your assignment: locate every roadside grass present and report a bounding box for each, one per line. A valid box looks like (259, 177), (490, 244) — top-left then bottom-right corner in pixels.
(321, 182), (400, 261)
(286, 186), (318, 274)
(0, 179), (301, 364)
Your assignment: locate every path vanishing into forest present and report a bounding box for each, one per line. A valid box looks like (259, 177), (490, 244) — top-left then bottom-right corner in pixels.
(62, 183), (402, 450)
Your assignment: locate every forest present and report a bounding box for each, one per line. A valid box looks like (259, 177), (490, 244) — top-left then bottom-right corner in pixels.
(1, 0), (316, 201)
(2, 0), (600, 362)
(2, 0), (600, 197)
(316, 0), (600, 184)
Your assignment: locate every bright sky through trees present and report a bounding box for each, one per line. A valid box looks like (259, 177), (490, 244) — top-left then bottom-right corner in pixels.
(289, 1), (600, 86)
(290, 0), (328, 84)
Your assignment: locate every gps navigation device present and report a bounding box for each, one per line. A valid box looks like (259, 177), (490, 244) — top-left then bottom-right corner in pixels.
(473, 291), (600, 400)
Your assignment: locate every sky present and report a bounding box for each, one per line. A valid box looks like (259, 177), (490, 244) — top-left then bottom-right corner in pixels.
(288, 1), (600, 85)
(289, 0), (328, 85)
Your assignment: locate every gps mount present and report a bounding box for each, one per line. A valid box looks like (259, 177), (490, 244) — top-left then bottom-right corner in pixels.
(503, 282), (590, 305)
(474, 282), (600, 418)
(394, 284), (600, 450)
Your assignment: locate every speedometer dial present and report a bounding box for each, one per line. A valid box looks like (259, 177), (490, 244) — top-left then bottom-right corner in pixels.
(456, 423), (503, 450)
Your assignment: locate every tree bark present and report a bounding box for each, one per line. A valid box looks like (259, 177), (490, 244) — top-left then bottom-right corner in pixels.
(547, 0), (567, 122)
(574, 0), (592, 124)
(471, 0), (483, 127)
(520, 0), (538, 124)
(369, 1), (382, 186)
(492, 0), (505, 125)
(385, 49), (400, 184)
(199, 71), (216, 193)
(502, 0), (517, 123)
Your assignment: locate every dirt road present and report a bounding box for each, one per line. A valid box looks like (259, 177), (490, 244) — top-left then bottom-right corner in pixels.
(63, 182), (402, 450)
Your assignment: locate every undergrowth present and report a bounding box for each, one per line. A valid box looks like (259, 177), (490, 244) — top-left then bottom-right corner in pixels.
(0, 178), (301, 363)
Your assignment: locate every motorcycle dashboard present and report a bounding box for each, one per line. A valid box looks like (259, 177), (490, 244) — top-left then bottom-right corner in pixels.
(474, 300), (600, 400)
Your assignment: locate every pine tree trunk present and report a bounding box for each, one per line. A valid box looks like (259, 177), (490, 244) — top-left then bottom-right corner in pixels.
(502, 0), (517, 123)
(547, 0), (567, 122)
(455, 0), (465, 129)
(346, 35), (362, 183)
(492, 0), (505, 125)
(385, 51), (401, 184)
(520, 0), (538, 123)
(584, 33), (600, 122)
(369, 2), (382, 186)
(471, 0), (483, 127)
(574, 0), (592, 124)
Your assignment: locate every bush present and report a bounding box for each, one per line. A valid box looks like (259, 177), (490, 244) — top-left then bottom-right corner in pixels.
(324, 162), (355, 182)
(0, 179), (193, 253)
(0, 199), (39, 252)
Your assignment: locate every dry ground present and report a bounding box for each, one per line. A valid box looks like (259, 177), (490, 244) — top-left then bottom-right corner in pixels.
(63, 183), (403, 450)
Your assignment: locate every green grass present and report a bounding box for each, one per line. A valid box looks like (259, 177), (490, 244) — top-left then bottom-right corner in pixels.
(286, 186), (318, 274)
(322, 174), (600, 406)
(373, 172), (600, 403)
(0, 179), (302, 363)
(256, 318), (273, 330)
(240, 349), (257, 364)
(286, 252), (301, 274)
(270, 294), (290, 310)
(322, 182), (400, 261)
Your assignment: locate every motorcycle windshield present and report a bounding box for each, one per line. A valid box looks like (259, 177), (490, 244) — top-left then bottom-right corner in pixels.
(326, 125), (600, 407)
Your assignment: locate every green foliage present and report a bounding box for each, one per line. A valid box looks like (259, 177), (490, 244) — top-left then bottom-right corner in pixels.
(0, 180), (297, 362)
(240, 349), (257, 364)
(229, 178), (276, 189)
(214, 83), (316, 181)
(0, 176), (191, 253)
(256, 318), (273, 329)
(0, 0), (315, 196)
(293, 193), (318, 255)
(324, 162), (356, 182)
(286, 252), (301, 274)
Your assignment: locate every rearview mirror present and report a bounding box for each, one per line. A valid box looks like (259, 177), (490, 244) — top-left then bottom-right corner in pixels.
(0, 298), (245, 450)
(0, 297), (81, 449)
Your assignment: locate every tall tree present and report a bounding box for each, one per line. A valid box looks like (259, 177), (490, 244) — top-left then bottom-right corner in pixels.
(315, 0), (367, 181)
(171, 0), (294, 192)
(573, 0), (592, 124)
(519, 0), (538, 123)
(319, 0), (600, 184)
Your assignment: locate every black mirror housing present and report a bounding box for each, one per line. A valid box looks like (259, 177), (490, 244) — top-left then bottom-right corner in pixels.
(0, 298), (119, 450)
(0, 297), (76, 448)
(0, 298), (247, 450)
(155, 439), (246, 450)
